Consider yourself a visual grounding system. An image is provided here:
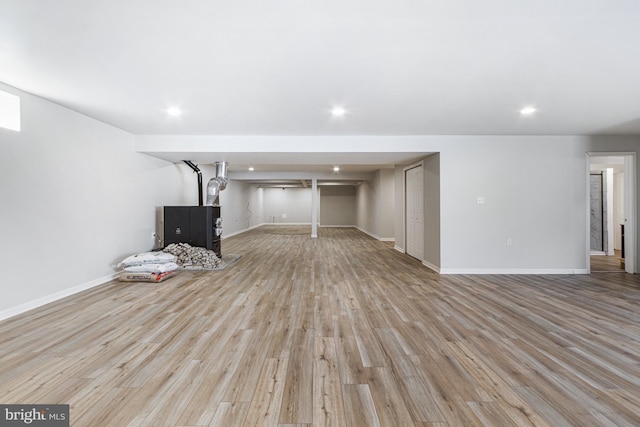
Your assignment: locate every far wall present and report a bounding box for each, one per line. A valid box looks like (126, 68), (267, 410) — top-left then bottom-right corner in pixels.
(210, 183), (368, 232)
(320, 186), (356, 226)
(263, 187), (313, 224)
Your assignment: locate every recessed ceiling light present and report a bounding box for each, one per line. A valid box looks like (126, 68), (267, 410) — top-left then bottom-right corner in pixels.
(331, 106), (347, 117)
(333, 166), (340, 172)
(166, 107), (182, 117)
(520, 106), (537, 115)
(248, 167), (254, 171)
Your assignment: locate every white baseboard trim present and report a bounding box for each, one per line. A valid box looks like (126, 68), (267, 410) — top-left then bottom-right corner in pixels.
(0, 272), (119, 322)
(394, 245), (404, 253)
(221, 230), (242, 239)
(265, 222), (312, 226)
(355, 227), (379, 240)
(438, 268), (588, 275)
(319, 224), (355, 228)
(422, 260), (441, 273)
(225, 223), (336, 239)
(222, 224), (260, 239)
(355, 227), (395, 242)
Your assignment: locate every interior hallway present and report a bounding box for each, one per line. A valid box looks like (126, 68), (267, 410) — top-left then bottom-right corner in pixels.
(591, 250), (625, 273)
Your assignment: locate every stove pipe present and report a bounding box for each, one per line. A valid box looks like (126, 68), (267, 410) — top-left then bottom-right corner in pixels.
(182, 160), (203, 206)
(206, 162), (228, 206)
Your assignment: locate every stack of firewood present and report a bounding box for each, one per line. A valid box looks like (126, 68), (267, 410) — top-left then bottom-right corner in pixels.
(163, 243), (221, 270)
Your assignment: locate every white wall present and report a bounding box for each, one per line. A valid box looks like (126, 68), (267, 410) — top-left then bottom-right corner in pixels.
(356, 183), (373, 233)
(320, 186), (356, 226)
(247, 186), (264, 230)
(217, 179), (251, 237)
(388, 135), (638, 274)
(383, 135), (637, 274)
(377, 169), (395, 239)
(0, 83), (185, 317)
(263, 187), (312, 224)
(356, 169), (395, 240)
(423, 154), (441, 269)
(438, 138), (588, 273)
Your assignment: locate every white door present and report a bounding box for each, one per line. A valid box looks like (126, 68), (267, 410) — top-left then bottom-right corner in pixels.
(406, 166), (424, 260)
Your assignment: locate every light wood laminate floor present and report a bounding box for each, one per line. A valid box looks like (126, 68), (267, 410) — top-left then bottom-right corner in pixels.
(1, 226), (640, 426)
(591, 250), (625, 273)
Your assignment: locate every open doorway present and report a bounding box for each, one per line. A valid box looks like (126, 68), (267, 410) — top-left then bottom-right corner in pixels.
(588, 153), (636, 274)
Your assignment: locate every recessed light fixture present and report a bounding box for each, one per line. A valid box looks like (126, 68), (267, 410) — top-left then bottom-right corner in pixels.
(166, 107), (182, 117)
(248, 167), (255, 171)
(520, 106), (537, 115)
(333, 166), (340, 172)
(331, 106), (347, 117)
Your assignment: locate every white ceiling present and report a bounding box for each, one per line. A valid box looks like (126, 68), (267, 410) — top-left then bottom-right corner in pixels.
(2, 1), (640, 183)
(2, 0), (640, 137)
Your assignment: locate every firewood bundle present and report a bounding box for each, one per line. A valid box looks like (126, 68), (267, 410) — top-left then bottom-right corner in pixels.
(163, 243), (222, 270)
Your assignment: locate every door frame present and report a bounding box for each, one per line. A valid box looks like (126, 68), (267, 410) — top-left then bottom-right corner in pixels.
(586, 152), (636, 273)
(404, 161), (424, 260)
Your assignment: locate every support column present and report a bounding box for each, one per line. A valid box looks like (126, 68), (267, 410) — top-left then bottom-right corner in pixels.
(311, 178), (318, 238)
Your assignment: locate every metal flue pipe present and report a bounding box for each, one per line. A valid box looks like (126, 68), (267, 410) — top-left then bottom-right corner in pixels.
(182, 160), (203, 206)
(206, 162), (229, 206)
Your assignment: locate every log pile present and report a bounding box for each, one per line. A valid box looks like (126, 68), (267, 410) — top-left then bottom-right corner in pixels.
(163, 243), (222, 270)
